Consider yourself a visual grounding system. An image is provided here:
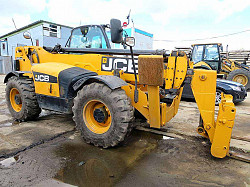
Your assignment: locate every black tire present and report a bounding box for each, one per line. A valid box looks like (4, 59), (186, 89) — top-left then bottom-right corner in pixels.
(215, 89), (223, 106)
(72, 82), (134, 148)
(227, 69), (250, 90)
(5, 76), (41, 121)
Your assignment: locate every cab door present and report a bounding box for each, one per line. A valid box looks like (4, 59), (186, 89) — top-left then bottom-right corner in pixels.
(203, 44), (221, 71)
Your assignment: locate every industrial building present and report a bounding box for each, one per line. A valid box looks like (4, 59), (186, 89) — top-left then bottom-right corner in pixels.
(0, 20), (72, 74)
(107, 27), (153, 50)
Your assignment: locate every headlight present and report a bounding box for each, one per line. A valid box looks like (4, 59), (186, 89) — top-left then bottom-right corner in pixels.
(229, 85), (241, 91)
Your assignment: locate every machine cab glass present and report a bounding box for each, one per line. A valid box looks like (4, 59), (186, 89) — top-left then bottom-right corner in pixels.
(204, 44), (219, 61)
(191, 44), (221, 71)
(191, 45), (204, 63)
(203, 44), (220, 71)
(69, 26), (108, 49)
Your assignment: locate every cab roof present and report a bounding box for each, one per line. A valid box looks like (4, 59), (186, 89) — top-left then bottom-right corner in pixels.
(191, 43), (222, 47)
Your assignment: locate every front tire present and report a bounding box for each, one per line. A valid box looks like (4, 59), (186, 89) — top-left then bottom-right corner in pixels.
(5, 76), (41, 121)
(73, 83), (134, 148)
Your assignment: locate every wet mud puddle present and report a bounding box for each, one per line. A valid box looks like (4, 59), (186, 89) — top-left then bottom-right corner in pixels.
(53, 131), (164, 187)
(1, 129), (249, 187)
(0, 120), (19, 128)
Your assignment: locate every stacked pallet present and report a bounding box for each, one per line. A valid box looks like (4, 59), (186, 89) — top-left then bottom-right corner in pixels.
(221, 51), (250, 65)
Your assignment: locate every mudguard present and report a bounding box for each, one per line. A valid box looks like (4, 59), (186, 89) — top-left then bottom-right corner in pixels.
(4, 71), (31, 83)
(73, 75), (128, 91)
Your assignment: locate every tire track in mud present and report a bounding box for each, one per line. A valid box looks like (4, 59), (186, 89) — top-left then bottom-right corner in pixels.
(0, 130), (75, 159)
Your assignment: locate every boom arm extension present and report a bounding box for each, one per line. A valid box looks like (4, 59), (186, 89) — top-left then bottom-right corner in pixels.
(135, 54), (236, 158)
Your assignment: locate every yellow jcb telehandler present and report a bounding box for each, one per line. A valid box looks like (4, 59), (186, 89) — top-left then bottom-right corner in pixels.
(5, 19), (236, 158)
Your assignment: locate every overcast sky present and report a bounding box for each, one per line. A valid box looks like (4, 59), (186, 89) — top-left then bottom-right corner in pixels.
(0, 0), (250, 50)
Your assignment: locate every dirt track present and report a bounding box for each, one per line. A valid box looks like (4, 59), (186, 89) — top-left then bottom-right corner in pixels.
(0, 131), (249, 187)
(0, 75), (249, 186)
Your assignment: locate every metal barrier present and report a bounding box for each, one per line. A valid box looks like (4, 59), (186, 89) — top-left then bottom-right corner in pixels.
(0, 56), (12, 74)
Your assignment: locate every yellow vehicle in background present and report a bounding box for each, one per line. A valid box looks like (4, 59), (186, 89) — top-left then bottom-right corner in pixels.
(192, 43), (250, 90)
(4, 19), (236, 158)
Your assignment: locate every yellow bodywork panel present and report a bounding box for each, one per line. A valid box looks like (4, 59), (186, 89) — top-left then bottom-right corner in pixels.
(165, 56), (188, 89)
(211, 93), (236, 158)
(165, 56), (176, 89)
(173, 57), (188, 89)
(15, 46), (138, 82)
(191, 69), (236, 158)
(31, 62), (76, 97)
(164, 88), (183, 123)
(193, 61), (212, 70)
(147, 85), (161, 128)
(15, 47), (32, 71)
(122, 84), (183, 129)
(122, 84), (149, 120)
(191, 69), (216, 140)
(33, 82), (59, 97)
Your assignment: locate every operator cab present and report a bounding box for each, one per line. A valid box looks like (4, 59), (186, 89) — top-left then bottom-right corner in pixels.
(191, 43), (223, 71)
(65, 21), (127, 49)
(66, 25), (111, 49)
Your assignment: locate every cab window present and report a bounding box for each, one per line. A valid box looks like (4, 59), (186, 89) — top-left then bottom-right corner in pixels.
(204, 45), (219, 61)
(191, 45), (203, 63)
(70, 26), (108, 49)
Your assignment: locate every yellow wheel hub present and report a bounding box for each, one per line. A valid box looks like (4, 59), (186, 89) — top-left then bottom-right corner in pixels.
(83, 100), (112, 134)
(10, 88), (22, 112)
(232, 74), (248, 86)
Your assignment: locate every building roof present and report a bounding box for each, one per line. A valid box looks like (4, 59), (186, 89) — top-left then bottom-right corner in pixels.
(134, 28), (153, 38)
(0, 20), (73, 40)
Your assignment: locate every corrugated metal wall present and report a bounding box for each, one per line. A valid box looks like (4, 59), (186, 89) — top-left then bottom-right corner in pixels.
(0, 56), (12, 74)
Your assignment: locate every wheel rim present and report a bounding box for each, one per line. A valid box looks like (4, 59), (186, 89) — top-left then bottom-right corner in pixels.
(215, 91), (221, 105)
(10, 88), (22, 112)
(232, 74), (248, 86)
(83, 100), (112, 134)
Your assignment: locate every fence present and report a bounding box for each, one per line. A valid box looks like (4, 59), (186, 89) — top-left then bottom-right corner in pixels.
(221, 51), (250, 66)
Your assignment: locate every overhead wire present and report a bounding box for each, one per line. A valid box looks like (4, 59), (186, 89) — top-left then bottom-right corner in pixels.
(154, 29), (250, 42)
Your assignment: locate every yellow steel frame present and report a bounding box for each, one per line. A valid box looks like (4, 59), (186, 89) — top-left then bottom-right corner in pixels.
(191, 69), (236, 158)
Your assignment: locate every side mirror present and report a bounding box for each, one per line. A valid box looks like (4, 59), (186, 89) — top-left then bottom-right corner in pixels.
(125, 37), (135, 47)
(110, 19), (123, 43)
(23, 32), (31, 39)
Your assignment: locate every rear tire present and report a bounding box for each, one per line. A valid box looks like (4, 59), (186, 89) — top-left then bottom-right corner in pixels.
(5, 76), (41, 121)
(227, 69), (250, 90)
(72, 83), (134, 148)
